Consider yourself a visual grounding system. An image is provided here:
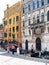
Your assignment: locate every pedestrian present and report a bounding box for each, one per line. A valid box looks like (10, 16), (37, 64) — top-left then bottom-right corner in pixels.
(11, 44), (15, 55)
(17, 47), (20, 55)
(7, 45), (10, 53)
(30, 45), (34, 57)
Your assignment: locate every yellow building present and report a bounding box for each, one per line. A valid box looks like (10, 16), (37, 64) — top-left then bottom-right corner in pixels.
(3, 2), (22, 47)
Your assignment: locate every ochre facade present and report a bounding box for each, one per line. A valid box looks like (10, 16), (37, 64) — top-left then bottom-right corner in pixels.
(3, 2), (22, 47)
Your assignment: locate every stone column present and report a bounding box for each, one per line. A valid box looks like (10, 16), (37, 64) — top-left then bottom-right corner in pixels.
(43, 22), (48, 51)
(44, 24), (48, 34)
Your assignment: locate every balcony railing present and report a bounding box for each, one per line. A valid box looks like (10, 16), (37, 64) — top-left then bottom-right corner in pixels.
(30, 21), (45, 28)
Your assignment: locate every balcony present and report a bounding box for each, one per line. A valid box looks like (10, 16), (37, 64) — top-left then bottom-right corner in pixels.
(30, 21), (45, 28)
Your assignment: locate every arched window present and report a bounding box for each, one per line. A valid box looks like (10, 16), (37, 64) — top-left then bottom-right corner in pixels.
(47, 11), (49, 21)
(37, 14), (39, 23)
(29, 29), (31, 35)
(41, 13), (44, 22)
(33, 16), (35, 24)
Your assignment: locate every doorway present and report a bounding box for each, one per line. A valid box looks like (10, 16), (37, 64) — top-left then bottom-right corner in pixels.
(25, 40), (28, 50)
(36, 37), (41, 51)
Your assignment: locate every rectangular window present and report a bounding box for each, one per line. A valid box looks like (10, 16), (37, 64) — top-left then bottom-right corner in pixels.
(37, 0), (39, 8)
(9, 28), (11, 31)
(41, 0), (44, 6)
(23, 21), (25, 27)
(16, 6), (19, 11)
(12, 34), (15, 38)
(4, 21), (7, 26)
(47, 0), (49, 3)
(16, 16), (19, 21)
(33, 2), (35, 10)
(16, 26), (19, 31)
(9, 19), (11, 24)
(37, 19), (39, 23)
(12, 27), (15, 32)
(9, 33), (11, 37)
(23, 7), (25, 13)
(28, 4), (31, 12)
(4, 33), (7, 37)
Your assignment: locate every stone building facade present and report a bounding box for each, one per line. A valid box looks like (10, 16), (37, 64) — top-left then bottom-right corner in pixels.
(21, 0), (49, 51)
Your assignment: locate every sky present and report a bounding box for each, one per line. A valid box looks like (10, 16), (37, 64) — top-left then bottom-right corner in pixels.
(0, 0), (21, 24)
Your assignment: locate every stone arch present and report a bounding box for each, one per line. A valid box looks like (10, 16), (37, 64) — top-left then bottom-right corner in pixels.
(36, 37), (41, 51)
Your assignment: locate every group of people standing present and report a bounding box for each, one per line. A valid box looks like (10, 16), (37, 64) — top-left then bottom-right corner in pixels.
(7, 43), (34, 57)
(7, 44), (20, 55)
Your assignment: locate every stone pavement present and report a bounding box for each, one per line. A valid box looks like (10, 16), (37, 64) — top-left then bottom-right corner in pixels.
(0, 49), (49, 65)
(0, 54), (46, 65)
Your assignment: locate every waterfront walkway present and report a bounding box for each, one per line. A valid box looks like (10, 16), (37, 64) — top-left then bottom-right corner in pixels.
(0, 49), (49, 65)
